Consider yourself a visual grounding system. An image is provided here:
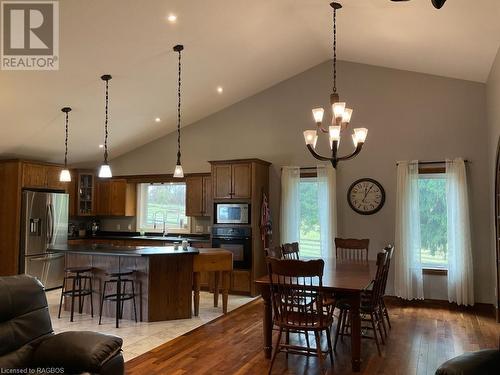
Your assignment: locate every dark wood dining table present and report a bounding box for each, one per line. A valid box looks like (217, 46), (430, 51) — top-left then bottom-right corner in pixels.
(254, 258), (376, 372)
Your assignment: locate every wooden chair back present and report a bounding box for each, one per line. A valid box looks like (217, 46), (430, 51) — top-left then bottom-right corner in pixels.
(281, 242), (300, 260)
(381, 245), (394, 295)
(264, 246), (282, 259)
(267, 257), (327, 329)
(335, 238), (369, 262)
(367, 251), (389, 308)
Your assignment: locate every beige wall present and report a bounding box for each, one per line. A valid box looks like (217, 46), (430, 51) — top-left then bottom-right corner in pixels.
(486, 47), (500, 308)
(111, 60), (493, 303)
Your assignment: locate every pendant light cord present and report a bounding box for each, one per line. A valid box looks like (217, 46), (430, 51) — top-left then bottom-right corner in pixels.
(64, 111), (69, 167)
(176, 47), (182, 165)
(104, 78), (109, 164)
(333, 6), (337, 93)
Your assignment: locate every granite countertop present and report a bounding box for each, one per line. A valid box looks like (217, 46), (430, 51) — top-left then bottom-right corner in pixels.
(68, 232), (211, 243)
(51, 244), (199, 257)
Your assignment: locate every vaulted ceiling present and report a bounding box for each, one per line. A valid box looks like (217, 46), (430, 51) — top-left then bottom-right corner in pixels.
(1, 0), (499, 164)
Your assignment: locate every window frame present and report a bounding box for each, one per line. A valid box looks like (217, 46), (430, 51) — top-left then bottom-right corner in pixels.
(136, 182), (190, 234)
(418, 165), (448, 273)
(298, 171), (322, 258)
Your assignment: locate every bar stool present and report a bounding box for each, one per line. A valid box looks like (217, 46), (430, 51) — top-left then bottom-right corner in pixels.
(58, 266), (94, 322)
(99, 269), (138, 328)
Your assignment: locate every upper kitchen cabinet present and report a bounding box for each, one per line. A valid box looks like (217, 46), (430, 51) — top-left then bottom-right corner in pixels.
(95, 179), (136, 217)
(77, 172), (95, 216)
(210, 159), (269, 201)
(186, 174), (212, 217)
(22, 162), (66, 190)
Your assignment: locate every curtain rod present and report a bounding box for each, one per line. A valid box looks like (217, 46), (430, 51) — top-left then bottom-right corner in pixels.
(396, 160), (470, 166)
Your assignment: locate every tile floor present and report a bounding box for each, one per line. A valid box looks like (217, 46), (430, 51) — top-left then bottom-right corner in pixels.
(47, 290), (256, 361)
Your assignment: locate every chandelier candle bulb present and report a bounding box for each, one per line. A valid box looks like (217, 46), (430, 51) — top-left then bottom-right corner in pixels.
(312, 108), (325, 124)
(303, 130), (318, 148)
(332, 102), (346, 122)
(342, 108), (353, 124)
(354, 128), (368, 144)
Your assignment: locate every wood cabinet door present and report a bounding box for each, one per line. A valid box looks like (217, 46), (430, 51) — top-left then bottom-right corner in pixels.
(22, 163), (47, 188)
(77, 173), (95, 216)
(202, 176), (212, 217)
(109, 180), (127, 216)
(46, 166), (66, 190)
(231, 163), (252, 199)
(186, 176), (203, 216)
(67, 178), (77, 217)
(231, 270), (251, 292)
(95, 180), (110, 216)
(213, 164), (232, 199)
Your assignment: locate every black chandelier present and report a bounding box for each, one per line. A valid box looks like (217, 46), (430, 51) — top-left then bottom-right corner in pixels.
(98, 74), (113, 178)
(59, 107), (72, 182)
(303, 2), (368, 169)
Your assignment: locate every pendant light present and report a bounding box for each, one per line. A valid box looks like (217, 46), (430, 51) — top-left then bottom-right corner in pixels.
(173, 44), (184, 178)
(303, 2), (368, 169)
(59, 107), (72, 182)
(98, 74), (113, 178)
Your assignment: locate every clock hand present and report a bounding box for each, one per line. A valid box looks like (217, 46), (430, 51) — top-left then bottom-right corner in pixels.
(362, 185), (374, 203)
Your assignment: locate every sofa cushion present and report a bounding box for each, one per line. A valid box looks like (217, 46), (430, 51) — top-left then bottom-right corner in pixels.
(33, 331), (123, 374)
(435, 349), (500, 375)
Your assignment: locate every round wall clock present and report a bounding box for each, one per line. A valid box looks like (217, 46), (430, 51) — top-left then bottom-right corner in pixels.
(347, 178), (385, 215)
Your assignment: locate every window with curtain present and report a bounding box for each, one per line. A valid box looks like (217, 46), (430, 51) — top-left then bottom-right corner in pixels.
(395, 158), (473, 305)
(280, 165), (336, 259)
(418, 172), (448, 268)
(137, 183), (190, 233)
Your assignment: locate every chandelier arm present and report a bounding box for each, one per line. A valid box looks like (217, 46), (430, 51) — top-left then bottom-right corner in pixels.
(336, 143), (364, 162)
(306, 145), (332, 162)
(317, 125), (329, 134)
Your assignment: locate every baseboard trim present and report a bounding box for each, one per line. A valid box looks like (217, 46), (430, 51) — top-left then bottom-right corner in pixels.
(384, 296), (497, 318)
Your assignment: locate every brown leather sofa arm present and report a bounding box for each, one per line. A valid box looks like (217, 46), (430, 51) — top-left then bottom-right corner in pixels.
(435, 349), (500, 375)
(32, 331), (124, 375)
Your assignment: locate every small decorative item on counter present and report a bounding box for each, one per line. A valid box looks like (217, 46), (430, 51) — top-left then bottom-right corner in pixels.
(91, 220), (99, 236)
(174, 242), (180, 250)
(182, 240), (188, 250)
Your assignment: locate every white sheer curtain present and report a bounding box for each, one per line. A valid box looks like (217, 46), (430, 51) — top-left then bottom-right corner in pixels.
(317, 165), (337, 258)
(280, 167), (301, 244)
(394, 161), (424, 300)
(446, 158), (474, 306)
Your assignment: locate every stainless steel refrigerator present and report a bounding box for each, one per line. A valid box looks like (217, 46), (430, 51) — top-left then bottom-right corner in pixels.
(20, 190), (68, 289)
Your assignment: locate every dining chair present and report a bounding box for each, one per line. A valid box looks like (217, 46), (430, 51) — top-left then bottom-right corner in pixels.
(335, 238), (369, 262)
(281, 242), (300, 260)
(267, 257), (334, 374)
(265, 246), (283, 259)
(334, 251), (389, 356)
(379, 245), (395, 332)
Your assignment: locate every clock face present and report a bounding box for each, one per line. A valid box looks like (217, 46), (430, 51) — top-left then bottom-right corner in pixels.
(347, 178), (385, 215)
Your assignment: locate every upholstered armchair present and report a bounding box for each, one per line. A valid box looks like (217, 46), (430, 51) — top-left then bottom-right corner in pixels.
(0, 275), (124, 375)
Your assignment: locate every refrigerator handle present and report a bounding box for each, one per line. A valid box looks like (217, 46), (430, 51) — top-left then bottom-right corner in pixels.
(48, 203), (55, 245)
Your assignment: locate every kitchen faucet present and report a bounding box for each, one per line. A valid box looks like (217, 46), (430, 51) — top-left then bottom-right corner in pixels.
(152, 212), (168, 237)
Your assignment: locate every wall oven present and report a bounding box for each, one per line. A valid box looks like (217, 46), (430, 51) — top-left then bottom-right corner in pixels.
(215, 203), (250, 224)
(211, 226), (252, 269)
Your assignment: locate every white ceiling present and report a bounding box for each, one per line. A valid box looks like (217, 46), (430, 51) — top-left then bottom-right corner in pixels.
(1, 0), (499, 164)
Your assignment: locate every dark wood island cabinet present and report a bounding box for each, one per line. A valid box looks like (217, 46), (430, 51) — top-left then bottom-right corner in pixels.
(51, 244), (199, 322)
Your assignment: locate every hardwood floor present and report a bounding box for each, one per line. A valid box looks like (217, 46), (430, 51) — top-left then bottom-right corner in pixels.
(125, 298), (500, 375)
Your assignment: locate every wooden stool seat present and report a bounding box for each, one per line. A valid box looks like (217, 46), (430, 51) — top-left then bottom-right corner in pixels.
(65, 266), (93, 274)
(193, 249), (233, 316)
(105, 269), (135, 277)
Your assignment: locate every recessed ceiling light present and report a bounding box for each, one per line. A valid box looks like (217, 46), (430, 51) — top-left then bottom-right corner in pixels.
(99, 144), (104, 148)
(155, 117), (161, 123)
(217, 86), (223, 94)
(167, 14), (177, 23)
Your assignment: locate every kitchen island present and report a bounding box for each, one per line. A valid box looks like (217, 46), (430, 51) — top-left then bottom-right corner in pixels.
(51, 244), (199, 322)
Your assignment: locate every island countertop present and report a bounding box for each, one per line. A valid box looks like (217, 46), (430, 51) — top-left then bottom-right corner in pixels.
(50, 244), (199, 257)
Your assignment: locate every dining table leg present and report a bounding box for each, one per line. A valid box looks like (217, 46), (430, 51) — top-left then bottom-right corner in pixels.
(261, 285), (273, 358)
(349, 291), (362, 372)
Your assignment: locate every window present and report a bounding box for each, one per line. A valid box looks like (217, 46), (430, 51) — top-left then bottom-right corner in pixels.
(418, 172), (447, 268)
(137, 183), (190, 233)
(299, 176), (321, 258)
